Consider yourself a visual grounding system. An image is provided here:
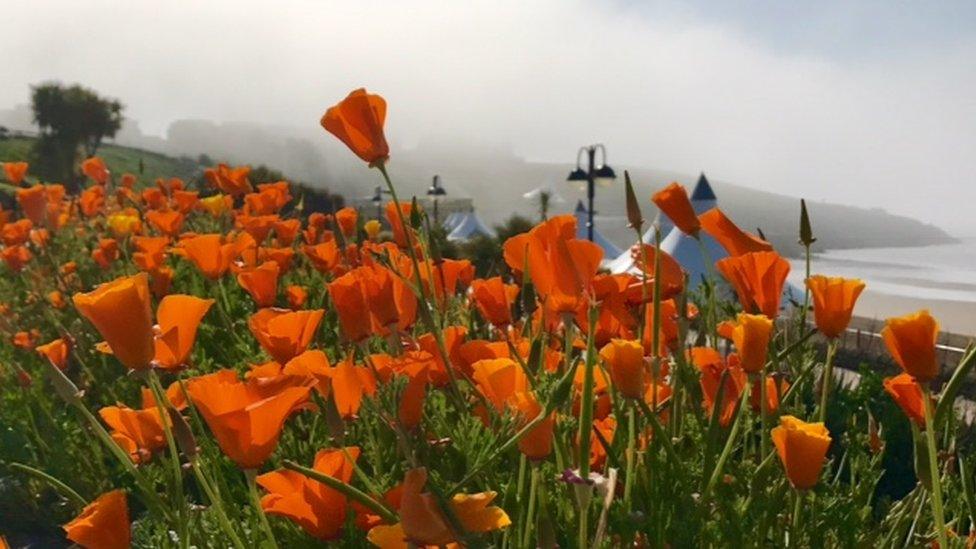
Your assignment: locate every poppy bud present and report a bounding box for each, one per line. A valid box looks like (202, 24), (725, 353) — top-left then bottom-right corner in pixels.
(624, 171), (643, 230)
(799, 199), (816, 246)
(167, 408), (198, 460)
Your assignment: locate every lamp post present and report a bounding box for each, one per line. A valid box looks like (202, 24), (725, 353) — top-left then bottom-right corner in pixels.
(427, 175), (447, 225)
(370, 185), (390, 223)
(567, 144), (615, 241)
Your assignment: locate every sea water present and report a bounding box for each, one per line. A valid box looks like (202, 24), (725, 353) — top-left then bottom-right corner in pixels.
(788, 237), (976, 303)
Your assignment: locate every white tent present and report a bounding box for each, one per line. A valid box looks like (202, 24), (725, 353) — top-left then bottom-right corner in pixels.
(573, 200), (623, 261)
(607, 173), (720, 279)
(608, 173), (802, 310)
(441, 211), (465, 233)
(447, 210), (496, 241)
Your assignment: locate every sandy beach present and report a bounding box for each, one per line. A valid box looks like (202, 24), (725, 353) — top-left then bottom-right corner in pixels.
(853, 290), (976, 337)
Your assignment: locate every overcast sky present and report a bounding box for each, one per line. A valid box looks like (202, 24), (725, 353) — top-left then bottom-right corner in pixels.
(3, 0), (975, 232)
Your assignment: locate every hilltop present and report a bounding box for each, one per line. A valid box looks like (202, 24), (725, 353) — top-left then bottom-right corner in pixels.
(324, 148), (955, 257)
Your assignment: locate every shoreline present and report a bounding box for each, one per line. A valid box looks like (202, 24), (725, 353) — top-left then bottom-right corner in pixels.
(852, 290), (976, 338)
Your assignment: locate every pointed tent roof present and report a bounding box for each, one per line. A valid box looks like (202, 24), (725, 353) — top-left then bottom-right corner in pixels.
(606, 174), (718, 274)
(446, 210), (495, 241)
(441, 211), (464, 233)
(690, 173), (716, 201)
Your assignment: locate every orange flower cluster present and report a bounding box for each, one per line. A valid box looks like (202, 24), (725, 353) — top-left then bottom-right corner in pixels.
(3, 87), (960, 547)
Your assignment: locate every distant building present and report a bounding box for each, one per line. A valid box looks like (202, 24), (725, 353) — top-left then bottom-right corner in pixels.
(350, 192), (494, 241)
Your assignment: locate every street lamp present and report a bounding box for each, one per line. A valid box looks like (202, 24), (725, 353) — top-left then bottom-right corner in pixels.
(370, 185), (390, 222)
(567, 144), (615, 241)
(427, 175), (447, 225)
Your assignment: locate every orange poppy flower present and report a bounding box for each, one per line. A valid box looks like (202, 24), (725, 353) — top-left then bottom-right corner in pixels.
(750, 375), (789, 415)
(633, 244), (685, 300)
(180, 234), (236, 280)
(204, 163), (253, 196)
(259, 246), (296, 273)
(716, 251), (790, 318)
(119, 173), (137, 188)
(150, 266), (174, 299)
(13, 330), (35, 350)
(36, 338), (70, 371)
(599, 339), (646, 399)
(154, 294), (214, 370)
(730, 313), (773, 374)
(304, 240), (342, 274)
(16, 184), (48, 226)
(199, 194), (233, 217)
(328, 271), (373, 342)
(385, 201), (416, 249)
(79, 185), (106, 217)
(186, 369), (310, 469)
(3, 161), (28, 185)
(132, 236), (170, 272)
(270, 218), (300, 246)
(73, 273), (155, 370)
(237, 214), (279, 245)
(398, 367), (429, 430)
(881, 309), (940, 383)
(257, 447), (361, 540)
(771, 415), (832, 490)
(692, 347), (747, 427)
(237, 261), (280, 308)
(81, 157), (110, 185)
(140, 187), (165, 210)
(471, 358), (530, 412)
(367, 467), (510, 547)
(698, 207), (773, 257)
(48, 290), (67, 309)
(63, 490), (130, 549)
(330, 355), (378, 418)
(145, 209), (185, 237)
(805, 276), (865, 338)
(2, 219), (33, 246)
(470, 277), (519, 327)
(248, 308), (325, 364)
(321, 88), (390, 166)
(286, 285), (307, 309)
(883, 373), (929, 427)
(99, 405), (166, 463)
(1, 245), (32, 272)
(503, 215), (603, 314)
(652, 182), (700, 235)
(172, 190), (199, 213)
(335, 207), (358, 237)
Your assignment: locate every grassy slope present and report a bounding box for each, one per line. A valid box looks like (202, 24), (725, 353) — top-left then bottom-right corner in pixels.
(0, 136), (200, 184)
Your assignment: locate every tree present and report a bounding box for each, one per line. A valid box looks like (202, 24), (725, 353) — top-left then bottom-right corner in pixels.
(30, 82), (123, 187)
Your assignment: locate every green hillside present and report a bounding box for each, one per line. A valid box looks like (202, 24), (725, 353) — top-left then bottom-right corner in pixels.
(0, 136), (202, 184)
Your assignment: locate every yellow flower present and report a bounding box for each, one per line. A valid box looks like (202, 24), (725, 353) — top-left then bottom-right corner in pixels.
(106, 213), (142, 237)
(364, 219), (381, 240)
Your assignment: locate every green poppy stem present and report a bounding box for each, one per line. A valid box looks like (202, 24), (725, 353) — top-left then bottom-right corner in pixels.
(522, 465), (541, 549)
(245, 468), (279, 549)
(817, 340), (837, 423)
(190, 461), (246, 549)
(282, 460), (398, 524)
(147, 372), (189, 549)
(8, 462), (87, 508)
(921, 385), (948, 548)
